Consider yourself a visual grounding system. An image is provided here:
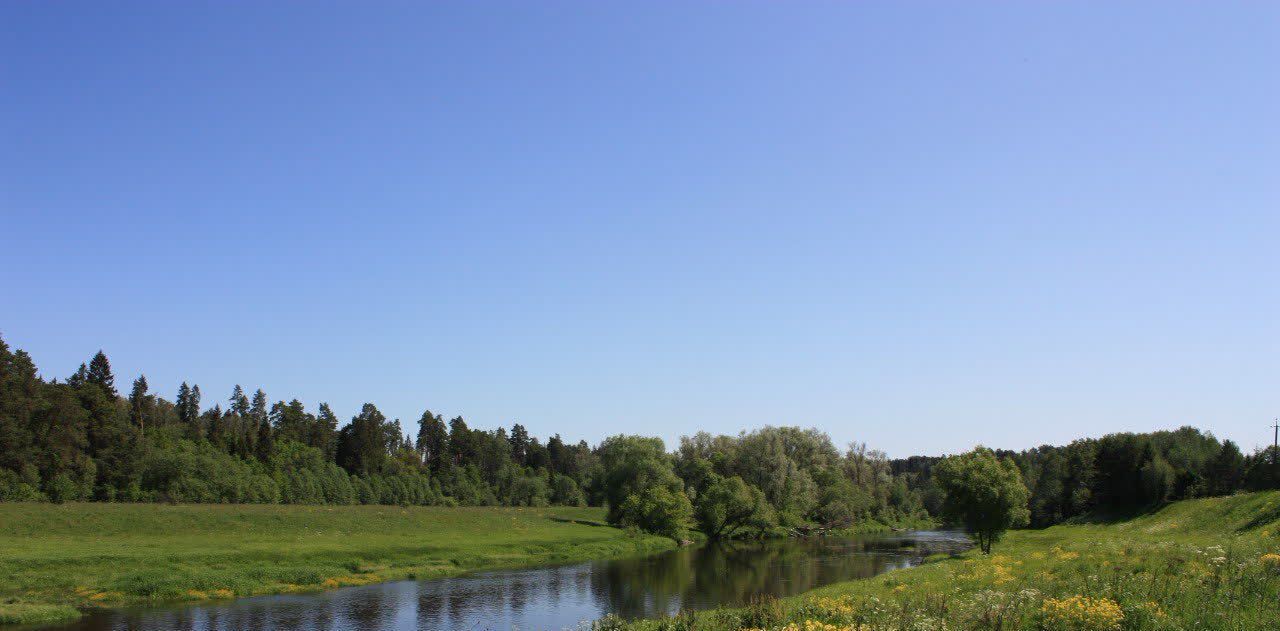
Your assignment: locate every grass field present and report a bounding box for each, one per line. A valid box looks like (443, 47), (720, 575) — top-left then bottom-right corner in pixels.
(601, 491), (1280, 631)
(0, 503), (673, 625)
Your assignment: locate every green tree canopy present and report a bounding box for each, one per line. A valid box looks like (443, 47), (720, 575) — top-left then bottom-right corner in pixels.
(934, 446), (1030, 553)
(597, 435), (692, 538)
(694, 474), (774, 538)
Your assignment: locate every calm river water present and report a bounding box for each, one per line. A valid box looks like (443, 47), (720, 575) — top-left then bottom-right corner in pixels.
(31, 531), (968, 631)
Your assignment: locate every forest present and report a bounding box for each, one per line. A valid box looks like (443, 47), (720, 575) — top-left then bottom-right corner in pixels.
(1, 336), (1277, 540)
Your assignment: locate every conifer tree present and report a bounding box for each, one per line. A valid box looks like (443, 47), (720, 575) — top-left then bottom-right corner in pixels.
(316, 403), (340, 459)
(250, 389), (267, 423)
(176, 382), (192, 425)
(509, 423), (530, 465)
(205, 403), (224, 447)
(188, 385), (201, 425)
(67, 363), (88, 388)
(256, 413), (274, 461)
(128, 375), (150, 436)
(448, 416), (472, 466)
(86, 351), (116, 396)
(337, 403), (390, 476)
(416, 409), (448, 471)
(229, 385), (250, 417)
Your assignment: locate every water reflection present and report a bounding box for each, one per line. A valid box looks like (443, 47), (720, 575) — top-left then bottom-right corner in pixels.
(30, 531), (967, 631)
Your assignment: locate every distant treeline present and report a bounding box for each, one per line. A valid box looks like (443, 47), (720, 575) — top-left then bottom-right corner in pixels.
(1, 337), (1277, 536)
(893, 429), (1279, 527)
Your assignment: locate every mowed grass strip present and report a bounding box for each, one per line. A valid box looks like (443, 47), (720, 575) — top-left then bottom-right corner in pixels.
(0, 503), (672, 624)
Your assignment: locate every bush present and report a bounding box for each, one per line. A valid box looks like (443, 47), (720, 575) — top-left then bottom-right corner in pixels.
(44, 473), (82, 504)
(139, 439), (280, 504)
(695, 475), (773, 538)
(508, 475), (550, 507)
(617, 485), (693, 540)
(551, 474), (585, 507)
(0, 468), (43, 502)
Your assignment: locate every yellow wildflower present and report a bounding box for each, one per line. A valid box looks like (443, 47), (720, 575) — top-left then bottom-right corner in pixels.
(991, 564), (1015, 585)
(1053, 547), (1080, 561)
(780, 621), (863, 631)
(1040, 595), (1124, 631)
(806, 595), (856, 616)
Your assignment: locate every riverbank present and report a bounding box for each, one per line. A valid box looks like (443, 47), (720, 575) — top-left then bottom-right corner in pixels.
(600, 491), (1280, 630)
(0, 503), (674, 625)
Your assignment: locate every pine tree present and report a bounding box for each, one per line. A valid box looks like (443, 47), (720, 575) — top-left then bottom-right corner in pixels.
(316, 403), (340, 459)
(448, 416), (472, 466)
(337, 403), (390, 476)
(416, 409), (448, 471)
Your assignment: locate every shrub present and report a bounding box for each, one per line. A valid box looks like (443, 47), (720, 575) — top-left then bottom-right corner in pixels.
(44, 473), (82, 504)
(508, 475), (550, 507)
(617, 485), (693, 540)
(0, 469), (43, 502)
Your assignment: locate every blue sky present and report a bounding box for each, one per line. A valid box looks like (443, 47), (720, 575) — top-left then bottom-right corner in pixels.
(2, 2), (1277, 457)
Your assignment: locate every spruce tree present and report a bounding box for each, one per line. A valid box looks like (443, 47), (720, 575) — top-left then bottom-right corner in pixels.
(256, 413), (274, 461)
(248, 389), (268, 455)
(86, 351), (116, 396)
(67, 363), (88, 388)
(229, 385), (250, 417)
(188, 385), (202, 425)
(176, 382), (191, 425)
(205, 403), (225, 447)
(509, 423), (530, 465)
(250, 389), (268, 427)
(128, 375), (150, 436)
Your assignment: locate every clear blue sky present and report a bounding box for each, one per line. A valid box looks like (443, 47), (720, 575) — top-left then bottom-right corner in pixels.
(2, 2), (1277, 457)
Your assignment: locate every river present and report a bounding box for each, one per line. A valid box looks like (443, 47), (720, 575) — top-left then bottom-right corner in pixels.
(30, 530), (969, 631)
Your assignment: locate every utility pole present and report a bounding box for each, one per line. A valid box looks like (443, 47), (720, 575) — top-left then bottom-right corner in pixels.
(1273, 418), (1279, 464)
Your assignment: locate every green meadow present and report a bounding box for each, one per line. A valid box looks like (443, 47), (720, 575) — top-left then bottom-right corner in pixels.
(5, 495), (1280, 629)
(0, 503), (672, 625)
(602, 491), (1280, 631)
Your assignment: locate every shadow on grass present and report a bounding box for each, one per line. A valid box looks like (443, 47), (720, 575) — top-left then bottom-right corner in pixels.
(1237, 501), (1280, 533)
(548, 516), (609, 527)
(1056, 502), (1166, 527)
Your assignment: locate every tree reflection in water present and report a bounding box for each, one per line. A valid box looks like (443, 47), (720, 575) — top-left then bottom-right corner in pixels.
(44, 531), (968, 631)
(587, 533), (961, 619)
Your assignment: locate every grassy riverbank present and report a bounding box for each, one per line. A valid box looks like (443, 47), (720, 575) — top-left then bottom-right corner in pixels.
(602, 491), (1280, 630)
(0, 503), (673, 625)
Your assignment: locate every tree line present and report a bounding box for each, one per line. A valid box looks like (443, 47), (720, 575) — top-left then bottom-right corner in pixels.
(0, 339), (593, 508)
(1, 337), (1276, 541)
(892, 426), (1280, 529)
